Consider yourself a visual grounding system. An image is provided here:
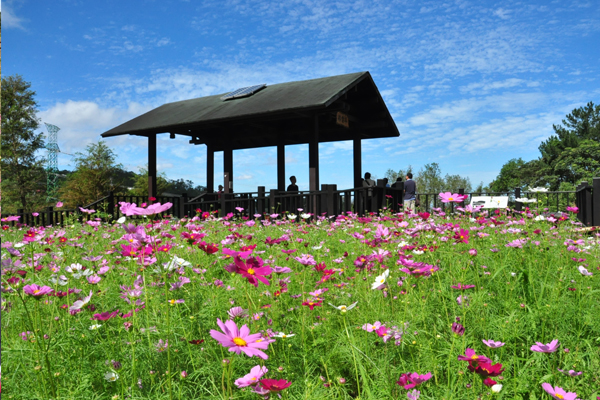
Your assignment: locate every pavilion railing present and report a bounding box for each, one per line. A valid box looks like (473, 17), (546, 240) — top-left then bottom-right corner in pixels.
(2, 177), (598, 227)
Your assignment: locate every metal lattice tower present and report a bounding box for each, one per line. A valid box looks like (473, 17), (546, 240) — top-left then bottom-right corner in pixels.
(45, 123), (61, 202)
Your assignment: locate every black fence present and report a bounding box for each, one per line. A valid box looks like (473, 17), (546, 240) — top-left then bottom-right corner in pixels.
(2, 177), (598, 227)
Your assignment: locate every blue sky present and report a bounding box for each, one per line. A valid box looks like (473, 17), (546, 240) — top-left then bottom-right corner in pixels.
(3, 0), (599, 192)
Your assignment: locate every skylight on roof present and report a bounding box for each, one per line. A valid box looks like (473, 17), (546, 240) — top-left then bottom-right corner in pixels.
(220, 84), (266, 101)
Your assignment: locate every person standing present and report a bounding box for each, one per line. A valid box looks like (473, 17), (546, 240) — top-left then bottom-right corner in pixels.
(287, 176), (299, 192)
(403, 172), (417, 212)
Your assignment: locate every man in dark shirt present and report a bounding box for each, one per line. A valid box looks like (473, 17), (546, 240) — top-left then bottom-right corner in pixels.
(287, 176), (299, 192)
(403, 172), (416, 212)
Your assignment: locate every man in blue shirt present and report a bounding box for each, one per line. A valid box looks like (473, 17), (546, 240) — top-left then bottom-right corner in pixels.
(403, 172), (417, 212)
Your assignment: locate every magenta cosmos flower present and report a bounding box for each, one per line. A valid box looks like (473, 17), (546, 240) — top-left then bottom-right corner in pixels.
(234, 256), (272, 287)
(451, 283), (475, 290)
(259, 379), (292, 393)
(541, 383), (578, 400)
(396, 372), (432, 389)
(210, 318), (271, 359)
(92, 310), (120, 321)
(457, 348), (491, 364)
(23, 284), (54, 298)
(531, 339), (559, 353)
(234, 365), (268, 388)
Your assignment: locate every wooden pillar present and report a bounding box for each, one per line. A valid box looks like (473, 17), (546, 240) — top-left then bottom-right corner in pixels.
(206, 145), (214, 193)
(353, 138), (362, 188)
(224, 147), (233, 193)
(309, 115), (319, 192)
(277, 142), (286, 191)
(148, 134), (157, 199)
(593, 177), (600, 227)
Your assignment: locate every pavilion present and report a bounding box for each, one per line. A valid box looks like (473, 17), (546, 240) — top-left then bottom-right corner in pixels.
(101, 71), (400, 197)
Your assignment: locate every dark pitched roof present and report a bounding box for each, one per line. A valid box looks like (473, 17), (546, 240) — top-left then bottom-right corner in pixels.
(101, 71), (399, 151)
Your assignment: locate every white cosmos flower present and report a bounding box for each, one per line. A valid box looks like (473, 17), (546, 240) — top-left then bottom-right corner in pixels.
(300, 213), (311, 219)
(534, 215), (545, 221)
(491, 384), (503, 393)
(288, 214), (297, 220)
(578, 265), (593, 276)
(89, 324), (102, 330)
(328, 302), (358, 313)
(371, 270), (390, 290)
(164, 256), (191, 271)
(14, 242), (27, 248)
(412, 250), (424, 255)
(528, 187), (548, 192)
(70, 290), (93, 311)
(273, 332), (296, 339)
(397, 241), (409, 248)
(104, 371), (119, 382)
(116, 216), (126, 224)
(49, 275), (69, 286)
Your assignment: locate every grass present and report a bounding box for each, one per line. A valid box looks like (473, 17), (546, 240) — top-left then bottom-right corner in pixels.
(1, 206), (599, 399)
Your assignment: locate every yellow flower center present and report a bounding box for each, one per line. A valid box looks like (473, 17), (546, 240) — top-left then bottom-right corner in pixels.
(449, 197), (454, 201)
(340, 306), (347, 311)
(556, 395), (563, 399)
(34, 290), (40, 294)
(471, 355), (478, 360)
(169, 299), (176, 304)
(247, 268), (255, 275)
(232, 337), (247, 346)
(251, 377), (257, 381)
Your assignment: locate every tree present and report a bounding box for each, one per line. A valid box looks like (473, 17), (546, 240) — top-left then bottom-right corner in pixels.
(128, 166), (171, 197)
(1, 75), (47, 212)
(384, 166), (413, 184)
(58, 141), (123, 207)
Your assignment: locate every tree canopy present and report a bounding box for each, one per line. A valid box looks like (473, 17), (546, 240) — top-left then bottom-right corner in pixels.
(491, 102), (600, 191)
(1, 75), (47, 212)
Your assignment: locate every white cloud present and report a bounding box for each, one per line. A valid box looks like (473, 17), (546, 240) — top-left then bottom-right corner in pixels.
(2, 2), (26, 29)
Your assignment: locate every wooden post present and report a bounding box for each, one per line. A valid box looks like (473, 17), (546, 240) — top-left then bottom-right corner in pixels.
(148, 134), (157, 199)
(458, 188), (465, 208)
(46, 206), (54, 226)
(593, 177), (600, 227)
(224, 148), (233, 193)
(206, 145), (214, 193)
(277, 142), (286, 192)
(180, 193), (188, 219)
(309, 115), (319, 192)
(514, 188), (522, 212)
(257, 186), (266, 214)
(582, 181), (593, 226)
(353, 138), (362, 189)
(327, 184), (336, 216)
(269, 189), (279, 214)
(17, 209), (24, 226)
(107, 191), (115, 220)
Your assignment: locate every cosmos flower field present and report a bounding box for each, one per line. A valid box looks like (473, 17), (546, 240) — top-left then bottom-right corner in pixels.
(1, 198), (599, 400)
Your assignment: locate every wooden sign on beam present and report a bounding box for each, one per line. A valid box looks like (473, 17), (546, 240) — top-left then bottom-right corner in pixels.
(336, 112), (349, 128)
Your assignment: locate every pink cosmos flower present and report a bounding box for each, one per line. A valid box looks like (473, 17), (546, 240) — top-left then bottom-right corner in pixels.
(23, 284), (54, 298)
(541, 383), (578, 400)
(228, 307), (249, 319)
(439, 192), (467, 203)
(557, 369), (582, 377)
(56, 201), (64, 208)
(209, 318), (271, 359)
(87, 275), (102, 284)
(362, 321), (382, 332)
(457, 348), (492, 364)
(531, 339), (559, 353)
(407, 389), (421, 400)
(566, 206), (578, 213)
(234, 365), (268, 388)
(482, 340), (505, 348)
(70, 290), (93, 311)
(451, 283), (475, 290)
